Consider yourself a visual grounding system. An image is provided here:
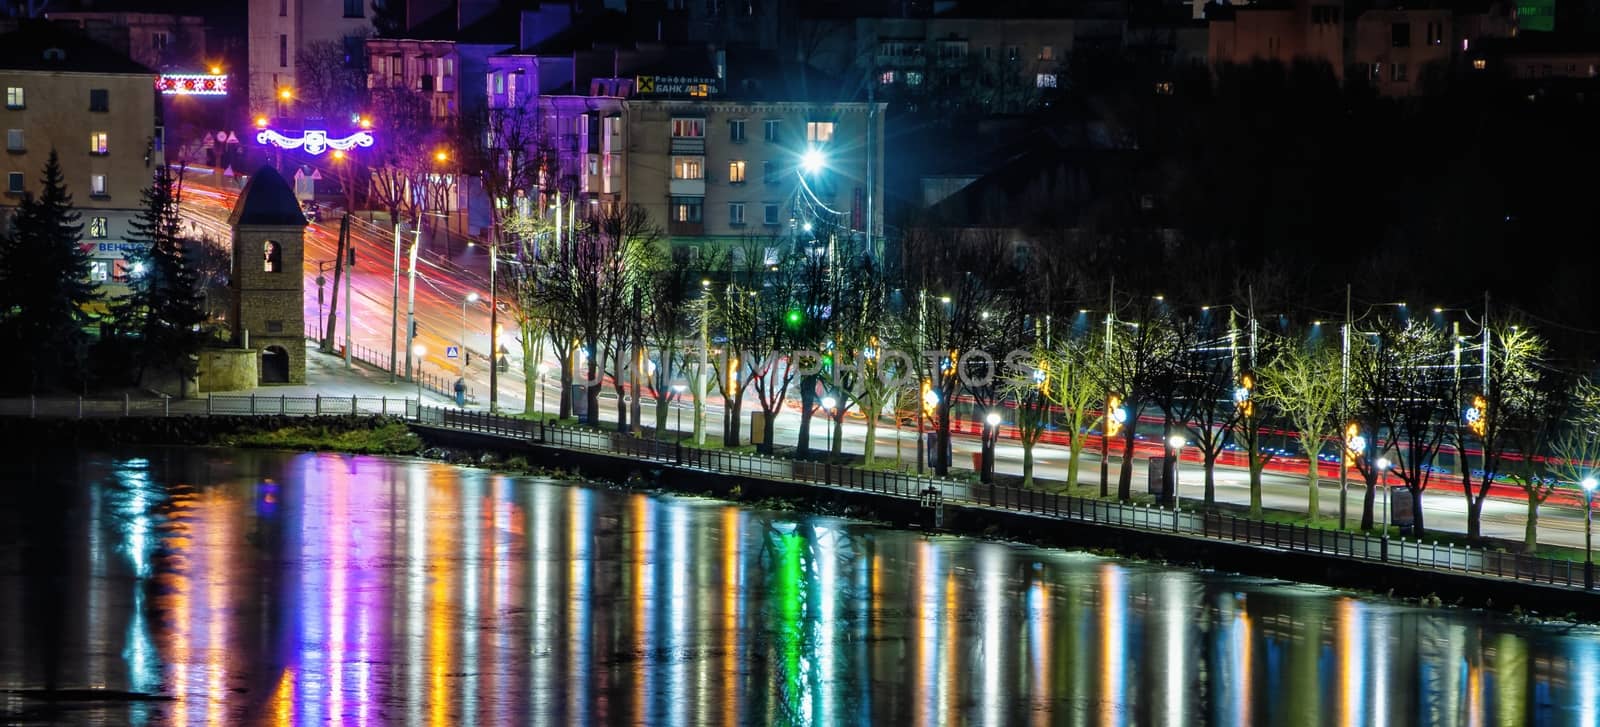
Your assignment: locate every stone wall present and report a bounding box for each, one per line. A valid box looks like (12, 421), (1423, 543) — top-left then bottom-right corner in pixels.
(197, 347), (259, 393)
(231, 222), (306, 384)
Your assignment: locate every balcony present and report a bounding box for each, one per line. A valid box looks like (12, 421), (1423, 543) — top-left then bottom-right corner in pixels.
(669, 221), (704, 236)
(669, 178), (706, 196)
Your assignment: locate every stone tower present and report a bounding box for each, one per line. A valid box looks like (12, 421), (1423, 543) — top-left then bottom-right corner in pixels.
(229, 165), (308, 384)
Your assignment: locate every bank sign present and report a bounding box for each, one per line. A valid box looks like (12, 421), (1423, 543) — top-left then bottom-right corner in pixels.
(635, 75), (720, 98)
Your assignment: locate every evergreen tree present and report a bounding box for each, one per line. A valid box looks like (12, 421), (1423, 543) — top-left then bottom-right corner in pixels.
(0, 150), (97, 392)
(117, 166), (206, 395)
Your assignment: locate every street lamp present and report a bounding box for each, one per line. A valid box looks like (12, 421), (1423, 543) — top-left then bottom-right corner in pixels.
(1376, 456), (1392, 560)
(412, 344), (427, 401)
(1584, 476), (1597, 589)
(672, 383), (687, 436)
(983, 410), (1002, 483)
(1168, 434), (1186, 512)
(801, 148), (826, 175)
(460, 292), (478, 378)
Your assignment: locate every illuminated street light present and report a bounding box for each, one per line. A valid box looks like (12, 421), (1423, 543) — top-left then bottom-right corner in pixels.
(985, 411), (1001, 427)
(822, 396), (837, 411)
(801, 148), (826, 174)
(278, 87), (293, 100)
(1377, 456), (1392, 559)
(1168, 434), (1186, 512)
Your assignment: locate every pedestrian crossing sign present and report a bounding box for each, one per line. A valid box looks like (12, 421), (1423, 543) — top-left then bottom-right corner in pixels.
(446, 346), (460, 359)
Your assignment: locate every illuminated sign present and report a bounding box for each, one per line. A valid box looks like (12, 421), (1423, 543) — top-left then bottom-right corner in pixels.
(256, 129), (374, 156)
(157, 74), (228, 96)
(635, 75), (719, 98)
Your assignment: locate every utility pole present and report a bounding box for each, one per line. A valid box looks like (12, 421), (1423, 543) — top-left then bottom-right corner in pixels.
(404, 221), (420, 381)
(865, 84), (877, 261)
(1482, 291), (1491, 400)
(488, 233), (500, 413)
(697, 286), (708, 445)
(344, 229), (353, 369)
(323, 215), (349, 353)
(1100, 276), (1114, 496)
(390, 220), (402, 382)
(1339, 284), (1351, 529)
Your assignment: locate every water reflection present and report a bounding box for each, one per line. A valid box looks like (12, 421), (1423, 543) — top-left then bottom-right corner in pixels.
(0, 448), (1598, 725)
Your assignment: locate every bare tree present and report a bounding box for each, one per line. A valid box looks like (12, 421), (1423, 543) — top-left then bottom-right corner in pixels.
(1171, 320), (1242, 506)
(295, 41), (369, 122)
(1093, 297), (1181, 501)
(1452, 322), (1545, 540)
(367, 87), (437, 226)
(1509, 370), (1579, 552)
(1352, 320), (1453, 536)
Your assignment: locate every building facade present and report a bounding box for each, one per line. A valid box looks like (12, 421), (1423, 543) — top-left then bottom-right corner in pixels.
(1, 25), (164, 293)
(248, 0), (374, 116)
(46, 11), (210, 73)
(623, 99), (885, 262)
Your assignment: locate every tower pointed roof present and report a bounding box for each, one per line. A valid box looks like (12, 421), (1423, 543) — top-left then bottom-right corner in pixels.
(228, 166), (307, 227)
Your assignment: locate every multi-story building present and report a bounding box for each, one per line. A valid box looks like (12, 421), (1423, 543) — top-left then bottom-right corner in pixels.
(623, 96), (886, 263)
(45, 11), (210, 73)
(247, 0), (374, 116)
(1206, 0), (1514, 95)
(1, 23), (164, 291)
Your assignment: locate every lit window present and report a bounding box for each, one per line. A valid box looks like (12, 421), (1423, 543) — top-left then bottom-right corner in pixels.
(5, 128), (20, 151)
(5, 87), (21, 109)
(6, 171), (22, 193)
(89, 217), (108, 238)
(89, 132), (108, 155)
(906, 71), (923, 86)
(671, 156), (703, 179)
(90, 174), (107, 196)
(1036, 73), (1058, 88)
(264, 241), (282, 272)
(880, 70), (896, 85)
(1473, 58), (1487, 70)
(1154, 81), (1173, 95)
(728, 160), (746, 183)
(729, 202), (745, 225)
(671, 118), (705, 138)
(806, 121), (834, 143)
(671, 197), (702, 223)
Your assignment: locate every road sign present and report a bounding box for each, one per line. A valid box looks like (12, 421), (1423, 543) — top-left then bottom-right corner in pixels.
(446, 346), (460, 359)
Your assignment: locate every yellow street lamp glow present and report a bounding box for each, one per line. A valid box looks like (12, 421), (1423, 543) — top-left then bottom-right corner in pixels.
(331, 149), (345, 160)
(435, 150), (449, 162)
(358, 116), (373, 129)
(208, 65), (222, 75)
(254, 116), (268, 128)
(278, 87), (292, 100)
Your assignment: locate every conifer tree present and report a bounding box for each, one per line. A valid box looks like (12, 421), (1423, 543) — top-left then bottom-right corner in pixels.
(0, 150), (97, 392)
(118, 166), (206, 394)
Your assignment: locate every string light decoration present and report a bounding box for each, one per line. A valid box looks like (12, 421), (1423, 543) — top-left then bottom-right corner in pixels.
(156, 74), (228, 96)
(256, 128), (375, 156)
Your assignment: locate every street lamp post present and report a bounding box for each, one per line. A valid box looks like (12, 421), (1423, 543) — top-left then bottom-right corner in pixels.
(1377, 456), (1392, 561)
(1584, 476), (1597, 589)
(983, 411), (1002, 483)
(460, 292), (478, 378)
(1168, 434), (1186, 515)
(412, 344), (427, 401)
(672, 384), (687, 437)
(822, 396), (838, 459)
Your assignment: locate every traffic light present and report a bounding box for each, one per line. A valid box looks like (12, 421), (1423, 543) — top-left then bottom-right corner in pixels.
(785, 309), (803, 327)
(411, 321), (419, 337)
(1466, 394), (1488, 436)
(1106, 392), (1125, 437)
(348, 245), (356, 266)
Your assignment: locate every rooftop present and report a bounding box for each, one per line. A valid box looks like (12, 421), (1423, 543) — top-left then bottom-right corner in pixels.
(229, 166), (307, 228)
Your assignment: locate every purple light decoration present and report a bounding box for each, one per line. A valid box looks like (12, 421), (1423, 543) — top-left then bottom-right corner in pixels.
(256, 129), (375, 156)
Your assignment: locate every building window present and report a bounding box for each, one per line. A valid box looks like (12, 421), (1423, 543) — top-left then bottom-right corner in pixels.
(1007, 46), (1021, 62)
(6, 172), (21, 193)
(279, 35), (288, 67)
(1312, 5), (1339, 23)
(89, 132), (108, 155)
(279, 0), (286, 15)
(762, 160), (774, 183)
(671, 197), (703, 223)
(1426, 21), (1443, 46)
(672, 156), (703, 179)
(880, 70), (896, 84)
(763, 203), (780, 225)
(1392, 23), (1410, 48)
(729, 119), (746, 142)
(938, 41), (966, 60)
(5, 87), (22, 109)
(89, 260), (109, 282)
(1040, 45), (1054, 61)
(344, 0), (363, 17)
(264, 241), (282, 272)
(806, 121), (834, 143)
(671, 118), (705, 138)
(90, 174), (107, 197)
(5, 128), (21, 152)
(1154, 81), (1173, 95)
(729, 203), (745, 225)
(906, 71), (923, 86)
(1472, 58), (1487, 70)
(728, 160), (746, 183)
(1036, 73), (1058, 88)
(152, 32), (169, 52)
(89, 216), (108, 238)
(764, 119), (780, 142)
(1392, 63), (1407, 82)
(89, 89), (108, 112)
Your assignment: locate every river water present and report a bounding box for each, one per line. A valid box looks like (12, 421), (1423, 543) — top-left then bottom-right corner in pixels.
(0, 447), (1595, 726)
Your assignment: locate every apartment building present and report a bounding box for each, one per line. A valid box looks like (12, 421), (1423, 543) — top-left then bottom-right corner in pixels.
(247, 0), (374, 116)
(1, 23), (164, 291)
(45, 11), (210, 73)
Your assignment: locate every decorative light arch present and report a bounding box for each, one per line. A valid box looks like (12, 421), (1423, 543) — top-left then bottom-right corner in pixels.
(255, 129), (375, 156)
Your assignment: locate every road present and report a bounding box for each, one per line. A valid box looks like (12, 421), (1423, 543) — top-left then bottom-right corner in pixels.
(180, 176), (1595, 553)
